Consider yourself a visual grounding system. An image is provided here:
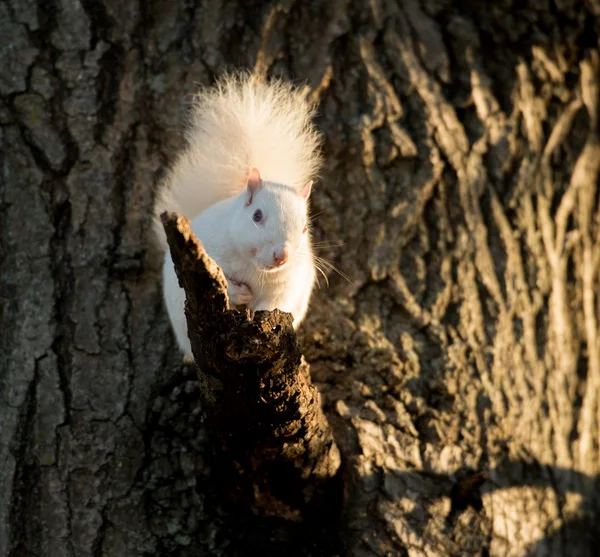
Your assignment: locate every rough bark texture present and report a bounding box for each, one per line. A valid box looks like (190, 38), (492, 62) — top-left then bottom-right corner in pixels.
(1, 0), (600, 556)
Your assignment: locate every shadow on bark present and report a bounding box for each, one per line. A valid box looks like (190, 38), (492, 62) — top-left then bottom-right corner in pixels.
(341, 460), (599, 556)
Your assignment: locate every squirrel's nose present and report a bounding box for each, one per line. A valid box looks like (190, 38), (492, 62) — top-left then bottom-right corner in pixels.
(273, 247), (289, 266)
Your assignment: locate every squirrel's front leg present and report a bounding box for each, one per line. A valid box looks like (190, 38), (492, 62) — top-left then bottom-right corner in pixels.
(226, 278), (253, 307)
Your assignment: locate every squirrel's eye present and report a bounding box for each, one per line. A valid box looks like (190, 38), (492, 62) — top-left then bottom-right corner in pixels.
(253, 209), (263, 223)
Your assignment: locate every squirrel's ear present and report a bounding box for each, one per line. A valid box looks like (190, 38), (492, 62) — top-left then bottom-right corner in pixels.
(300, 180), (312, 200)
(246, 167), (264, 205)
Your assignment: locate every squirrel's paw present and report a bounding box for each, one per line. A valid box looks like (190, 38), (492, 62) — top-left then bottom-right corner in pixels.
(227, 278), (253, 307)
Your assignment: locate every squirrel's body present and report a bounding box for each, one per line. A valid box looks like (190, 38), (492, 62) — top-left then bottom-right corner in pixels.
(155, 72), (322, 358)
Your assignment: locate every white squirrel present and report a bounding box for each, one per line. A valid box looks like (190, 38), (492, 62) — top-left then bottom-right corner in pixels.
(154, 72), (323, 359)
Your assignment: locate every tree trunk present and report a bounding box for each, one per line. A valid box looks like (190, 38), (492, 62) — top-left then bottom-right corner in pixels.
(1, 0), (599, 555)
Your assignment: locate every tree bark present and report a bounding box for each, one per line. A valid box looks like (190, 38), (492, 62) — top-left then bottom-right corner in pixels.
(1, 0), (599, 556)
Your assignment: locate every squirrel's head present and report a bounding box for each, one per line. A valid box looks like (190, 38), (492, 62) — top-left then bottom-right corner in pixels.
(235, 167), (311, 272)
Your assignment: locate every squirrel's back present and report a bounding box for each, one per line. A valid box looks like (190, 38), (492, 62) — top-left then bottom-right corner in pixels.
(154, 72), (323, 244)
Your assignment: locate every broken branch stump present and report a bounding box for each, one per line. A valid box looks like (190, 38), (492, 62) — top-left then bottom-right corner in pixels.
(160, 211), (342, 525)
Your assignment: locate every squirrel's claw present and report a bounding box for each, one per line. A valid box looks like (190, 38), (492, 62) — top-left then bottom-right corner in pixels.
(226, 278), (253, 307)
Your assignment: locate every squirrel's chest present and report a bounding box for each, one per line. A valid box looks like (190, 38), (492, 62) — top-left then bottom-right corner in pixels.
(246, 270), (288, 301)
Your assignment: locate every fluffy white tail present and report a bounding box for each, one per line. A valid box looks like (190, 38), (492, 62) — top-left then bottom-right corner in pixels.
(153, 72), (323, 248)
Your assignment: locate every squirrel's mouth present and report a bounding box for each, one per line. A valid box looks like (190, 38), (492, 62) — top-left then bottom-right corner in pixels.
(261, 263), (286, 272)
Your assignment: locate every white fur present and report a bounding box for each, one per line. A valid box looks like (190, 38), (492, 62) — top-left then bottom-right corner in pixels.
(156, 72), (322, 358)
